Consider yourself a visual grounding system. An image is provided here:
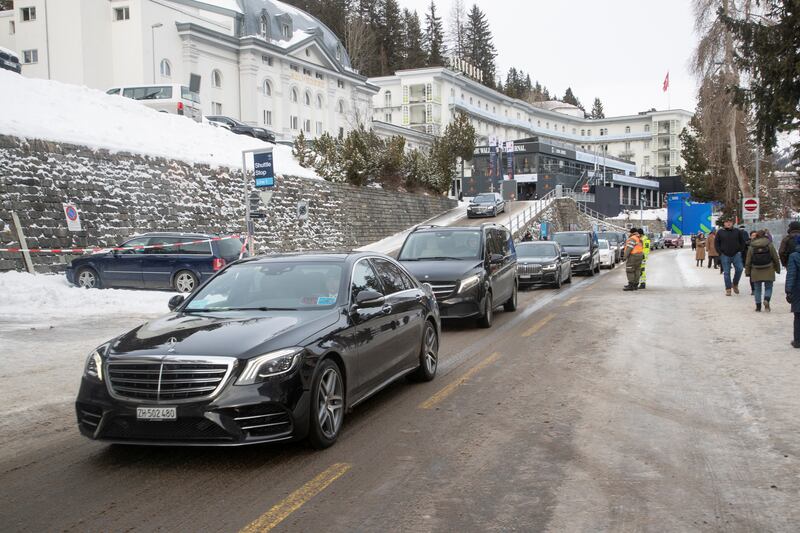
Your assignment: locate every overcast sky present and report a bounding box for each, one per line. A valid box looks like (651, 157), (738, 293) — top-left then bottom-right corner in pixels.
(397, 0), (699, 117)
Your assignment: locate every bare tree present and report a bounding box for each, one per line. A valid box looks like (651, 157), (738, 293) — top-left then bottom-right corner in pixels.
(447, 0), (467, 60)
(692, 0), (755, 199)
(344, 15), (375, 76)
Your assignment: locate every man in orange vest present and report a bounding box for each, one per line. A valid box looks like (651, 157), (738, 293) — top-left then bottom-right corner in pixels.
(623, 227), (644, 291)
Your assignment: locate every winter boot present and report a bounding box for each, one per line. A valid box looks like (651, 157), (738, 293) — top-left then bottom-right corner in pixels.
(764, 299), (771, 312)
(726, 288), (732, 296)
(733, 285), (740, 295)
(623, 283), (638, 291)
(755, 303), (762, 312)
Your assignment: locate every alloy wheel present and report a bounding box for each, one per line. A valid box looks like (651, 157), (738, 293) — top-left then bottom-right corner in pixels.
(316, 367), (343, 440)
(424, 324), (438, 375)
(78, 269), (96, 289)
(175, 272), (196, 293)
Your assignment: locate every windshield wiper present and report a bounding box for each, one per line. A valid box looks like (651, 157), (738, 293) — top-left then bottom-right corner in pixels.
(419, 256), (465, 261)
(223, 307), (298, 311)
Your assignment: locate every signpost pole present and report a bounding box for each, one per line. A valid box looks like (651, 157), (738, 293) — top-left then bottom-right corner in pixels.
(754, 148), (760, 223)
(242, 151), (253, 255)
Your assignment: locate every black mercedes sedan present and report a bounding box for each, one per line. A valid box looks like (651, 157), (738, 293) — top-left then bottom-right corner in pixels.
(75, 252), (440, 448)
(205, 115), (276, 143)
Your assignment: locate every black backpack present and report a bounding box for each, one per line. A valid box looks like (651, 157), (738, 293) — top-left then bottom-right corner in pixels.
(751, 245), (773, 267)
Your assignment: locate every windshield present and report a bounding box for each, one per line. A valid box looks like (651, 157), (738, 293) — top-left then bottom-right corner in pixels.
(599, 240), (610, 249)
(472, 194), (495, 203)
(553, 233), (590, 247)
(517, 243), (558, 258)
(597, 232), (618, 244)
(184, 262), (343, 311)
(216, 237), (244, 258)
(399, 230), (482, 260)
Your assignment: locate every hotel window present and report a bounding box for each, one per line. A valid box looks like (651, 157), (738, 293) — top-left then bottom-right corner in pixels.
(263, 110), (272, 125)
(485, 103), (488, 111)
(581, 129), (585, 136)
(625, 126), (631, 133)
(315, 72), (324, 80)
(338, 100), (345, 113)
(588, 129), (592, 136)
(477, 100), (481, 108)
(22, 49), (38, 64)
(625, 142), (631, 150)
(263, 80), (272, 96)
(261, 55), (273, 66)
(212, 102), (222, 114)
(212, 69), (222, 88)
(384, 91), (391, 107)
(538, 121), (541, 127)
(290, 88), (298, 103)
(644, 156), (650, 168)
(469, 97), (473, 105)
(562, 125), (565, 132)
(338, 127), (344, 139)
(304, 119), (311, 133)
(282, 24), (290, 39)
(644, 124), (651, 132)
(450, 88), (455, 97)
(260, 16), (269, 39)
(384, 113), (392, 122)
(20, 6), (36, 21)
(290, 115), (299, 130)
(337, 79), (345, 89)
(644, 141), (650, 150)
(492, 106), (496, 113)
(546, 122), (549, 129)
(303, 68), (311, 76)
(572, 128), (576, 135)
(305, 49), (310, 57)
(317, 94), (323, 109)
(316, 121), (323, 135)
(304, 91), (311, 106)
(113, 7), (129, 21)
(9, 21), (15, 34)
(160, 59), (171, 78)
(290, 64), (299, 72)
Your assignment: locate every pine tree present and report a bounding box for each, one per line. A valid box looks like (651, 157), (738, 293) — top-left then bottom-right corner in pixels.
(424, 1), (446, 66)
(677, 121), (715, 201)
(590, 97), (605, 119)
(402, 9), (426, 69)
(378, 0), (403, 75)
(447, 0), (467, 60)
(562, 87), (582, 108)
(292, 130), (312, 167)
(464, 5), (496, 88)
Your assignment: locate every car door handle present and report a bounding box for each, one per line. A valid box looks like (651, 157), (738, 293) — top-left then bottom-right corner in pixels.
(382, 304), (393, 315)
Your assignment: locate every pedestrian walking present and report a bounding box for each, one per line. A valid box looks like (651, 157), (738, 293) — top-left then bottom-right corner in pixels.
(746, 230), (758, 294)
(695, 232), (707, 266)
(716, 218), (747, 296)
(745, 230), (780, 312)
(522, 230), (533, 242)
(622, 228), (644, 291)
(784, 236), (800, 348)
(707, 229), (720, 269)
(637, 229), (651, 289)
(691, 234), (697, 251)
(778, 221), (800, 267)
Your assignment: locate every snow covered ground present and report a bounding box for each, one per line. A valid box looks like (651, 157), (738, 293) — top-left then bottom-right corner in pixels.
(614, 207), (668, 220)
(0, 70), (319, 178)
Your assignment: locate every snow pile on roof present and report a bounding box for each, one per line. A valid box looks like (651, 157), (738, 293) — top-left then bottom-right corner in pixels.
(0, 45), (18, 59)
(0, 271), (172, 326)
(0, 70), (319, 179)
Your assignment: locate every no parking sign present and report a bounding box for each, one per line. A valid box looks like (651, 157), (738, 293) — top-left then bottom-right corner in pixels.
(63, 203), (82, 232)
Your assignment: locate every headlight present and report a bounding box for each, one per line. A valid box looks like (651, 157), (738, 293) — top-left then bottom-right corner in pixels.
(457, 274), (481, 293)
(83, 345), (108, 382)
(236, 347), (303, 385)
(580, 252), (590, 261)
(542, 263), (558, 271)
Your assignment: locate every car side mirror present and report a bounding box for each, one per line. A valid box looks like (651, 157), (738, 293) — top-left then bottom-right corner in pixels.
(561, 252), (570, 259)
(168, 295), (185, 311)
(490, 253), (504, 264)
(354, 290), (385, 309)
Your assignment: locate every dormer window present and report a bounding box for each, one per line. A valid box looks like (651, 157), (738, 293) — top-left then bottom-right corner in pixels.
(336, 46), (341, 61)
(260, 15), (268, 39)
(282, 24), (290, 39)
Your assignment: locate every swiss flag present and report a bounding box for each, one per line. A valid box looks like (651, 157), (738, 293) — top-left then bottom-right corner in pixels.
(663, 71), (670, 92)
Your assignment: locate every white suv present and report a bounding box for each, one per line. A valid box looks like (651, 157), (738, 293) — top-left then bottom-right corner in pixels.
(107, 84), (201, 122)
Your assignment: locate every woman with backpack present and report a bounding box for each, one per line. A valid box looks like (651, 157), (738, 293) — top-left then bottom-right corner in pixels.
(784, 236), (800, 348)
(745, 230), (781, 312)
(695, 232), (706, 266)
(746, 230), (758, 294)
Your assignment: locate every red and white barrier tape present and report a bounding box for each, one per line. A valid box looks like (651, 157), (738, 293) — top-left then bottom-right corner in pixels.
(0, 235), (241, 254)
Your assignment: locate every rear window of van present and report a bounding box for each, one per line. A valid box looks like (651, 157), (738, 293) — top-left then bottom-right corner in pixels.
(123, 86), (173, 100)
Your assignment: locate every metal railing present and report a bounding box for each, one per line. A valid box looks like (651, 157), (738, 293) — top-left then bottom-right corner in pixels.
(506, 189), (558, 237)
(575, 202), (627, 232)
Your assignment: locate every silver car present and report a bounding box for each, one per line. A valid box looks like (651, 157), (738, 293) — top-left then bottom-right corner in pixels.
(107, 83), (202, 122)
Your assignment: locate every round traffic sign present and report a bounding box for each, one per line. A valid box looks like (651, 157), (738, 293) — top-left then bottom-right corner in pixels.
(582, 183), (590, 193)
(65, 206), (78, 221)
(744, 199), (758, 212)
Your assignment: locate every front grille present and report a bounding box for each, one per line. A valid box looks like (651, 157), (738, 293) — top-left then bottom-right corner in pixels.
(518, 263), (542, 275)
(107, 357), (235, 403)
(100, 416), (233, 442)
(226, 404), (293, 438)
(429, 282), (457, 299)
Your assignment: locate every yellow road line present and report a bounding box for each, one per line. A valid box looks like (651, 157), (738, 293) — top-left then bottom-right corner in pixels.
(522, 313), (555, 338)
(419, 351), (502, 410)
(563, 296), (580, 307)
(240, 462), (352, 533)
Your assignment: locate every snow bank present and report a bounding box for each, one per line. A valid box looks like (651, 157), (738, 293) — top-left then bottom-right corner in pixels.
(614, 207), (668, 220)
(0, 70), (319, 179)
(0, 271), (173, 325)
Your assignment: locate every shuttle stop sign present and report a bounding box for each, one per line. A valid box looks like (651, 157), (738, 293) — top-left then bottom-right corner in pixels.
(742, 197), (759, 221)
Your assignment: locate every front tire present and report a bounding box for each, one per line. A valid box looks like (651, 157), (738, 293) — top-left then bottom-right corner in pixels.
(410, 321), (438, 382)
(308, 360), (345, 449)
(173, 270), (198, 293)
(565, 269), (572, 284)
(76, 267), (101, 289)
(477, 292), (493, 328)
(553, 271), (562, 289)
(503, 282), (518, 312)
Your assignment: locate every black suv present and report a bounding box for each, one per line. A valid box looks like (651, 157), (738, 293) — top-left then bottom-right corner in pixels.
(551, 231), (600, 275)
(397, 223), (518, 328)
(0, 47), (21, 74)
(206, 115), (275, 143)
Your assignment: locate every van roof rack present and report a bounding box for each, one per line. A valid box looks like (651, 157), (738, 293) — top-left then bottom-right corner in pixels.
(411, 224), (440, 232)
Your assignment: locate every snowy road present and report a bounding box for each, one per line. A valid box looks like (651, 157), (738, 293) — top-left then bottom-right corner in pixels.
(1, 247), (798, 531)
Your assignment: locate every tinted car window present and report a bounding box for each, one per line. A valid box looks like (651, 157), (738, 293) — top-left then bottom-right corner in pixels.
(123, 86), (172, 100)
(485, 229), (501, 257)
(215, 237), (243, 258)
(185, 262), (343, 310)
(177, 239), (213, 255)
(517, 243), (558, 258)
(147, 236), (180, 254)
(107, 88), (120, 95)
(473, 194), (495, 203)
(351, 260), (383, 300)
(371, 258), (412, 295)
(399, 230), (482, 260)
(119, 237), (150, 255)
(553, 233), (589, 247)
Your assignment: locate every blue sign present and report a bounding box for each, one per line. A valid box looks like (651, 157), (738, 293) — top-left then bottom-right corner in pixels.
(253, 151), (275, 188)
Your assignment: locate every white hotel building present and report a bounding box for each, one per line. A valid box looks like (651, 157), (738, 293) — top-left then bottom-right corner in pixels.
(0, 0), (377, 141)
(370, 67), (693, 178)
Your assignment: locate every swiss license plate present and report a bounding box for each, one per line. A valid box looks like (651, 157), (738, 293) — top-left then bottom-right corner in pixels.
(520, 274), (531, 279)
(136, 407), (176, 421)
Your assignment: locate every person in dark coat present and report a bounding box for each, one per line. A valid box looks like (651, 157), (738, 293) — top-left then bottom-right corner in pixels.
(745, 230), (780, 312)
(716, 218), (747, 295)
(778, 221), (800, 267)
(691, 234), (697, 251)
(707, 229), (720, 269)
(745, 230), (758, 294)
(784, 236), (800, 348)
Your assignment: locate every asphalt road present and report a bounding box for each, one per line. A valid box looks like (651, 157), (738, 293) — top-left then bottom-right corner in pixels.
(2, 248), (798, 532)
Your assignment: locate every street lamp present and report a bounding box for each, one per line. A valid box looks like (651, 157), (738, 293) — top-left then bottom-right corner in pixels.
(151, 23), (163, 83)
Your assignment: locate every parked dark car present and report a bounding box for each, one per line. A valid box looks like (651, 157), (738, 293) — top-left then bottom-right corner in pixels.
(75, 252), (440, 448)
(397, 223), (517, 328)
(597, 231), (623, 263)
(0, 46), (21, 74)
(516, 241), (572, 288)
(66, 232), (244, 293)
(551, 231), (600, 275)
(663, 234), (685, 248)
(206, 115), (275, 143)
(467, 192), (505, 218)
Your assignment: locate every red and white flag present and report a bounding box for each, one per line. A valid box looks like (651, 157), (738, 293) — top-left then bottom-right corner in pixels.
(662, 71), (670, 92)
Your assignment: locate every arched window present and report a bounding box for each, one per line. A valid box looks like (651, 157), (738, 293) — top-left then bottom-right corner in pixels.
(317, 94), (323, 109)
(260, 15), (269, 39)
(159, 59), (171, 78)
(304, 91), (311, 106)
(212, 69), (222, 88)
(384, 91), (391, 107)
(625, 126), (631, 133)
(338, 100), (345, 113)
(290, 87), (298, 103)
(263, 80), (272, 96)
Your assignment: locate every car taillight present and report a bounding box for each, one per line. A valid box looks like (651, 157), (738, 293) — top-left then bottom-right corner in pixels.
(212, 258), (226, 271)
(177, 101), (184, 115)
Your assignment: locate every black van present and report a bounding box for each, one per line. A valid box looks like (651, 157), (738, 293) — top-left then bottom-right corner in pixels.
(551, 231), (600, 275)
(397, 223), (518, 328)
